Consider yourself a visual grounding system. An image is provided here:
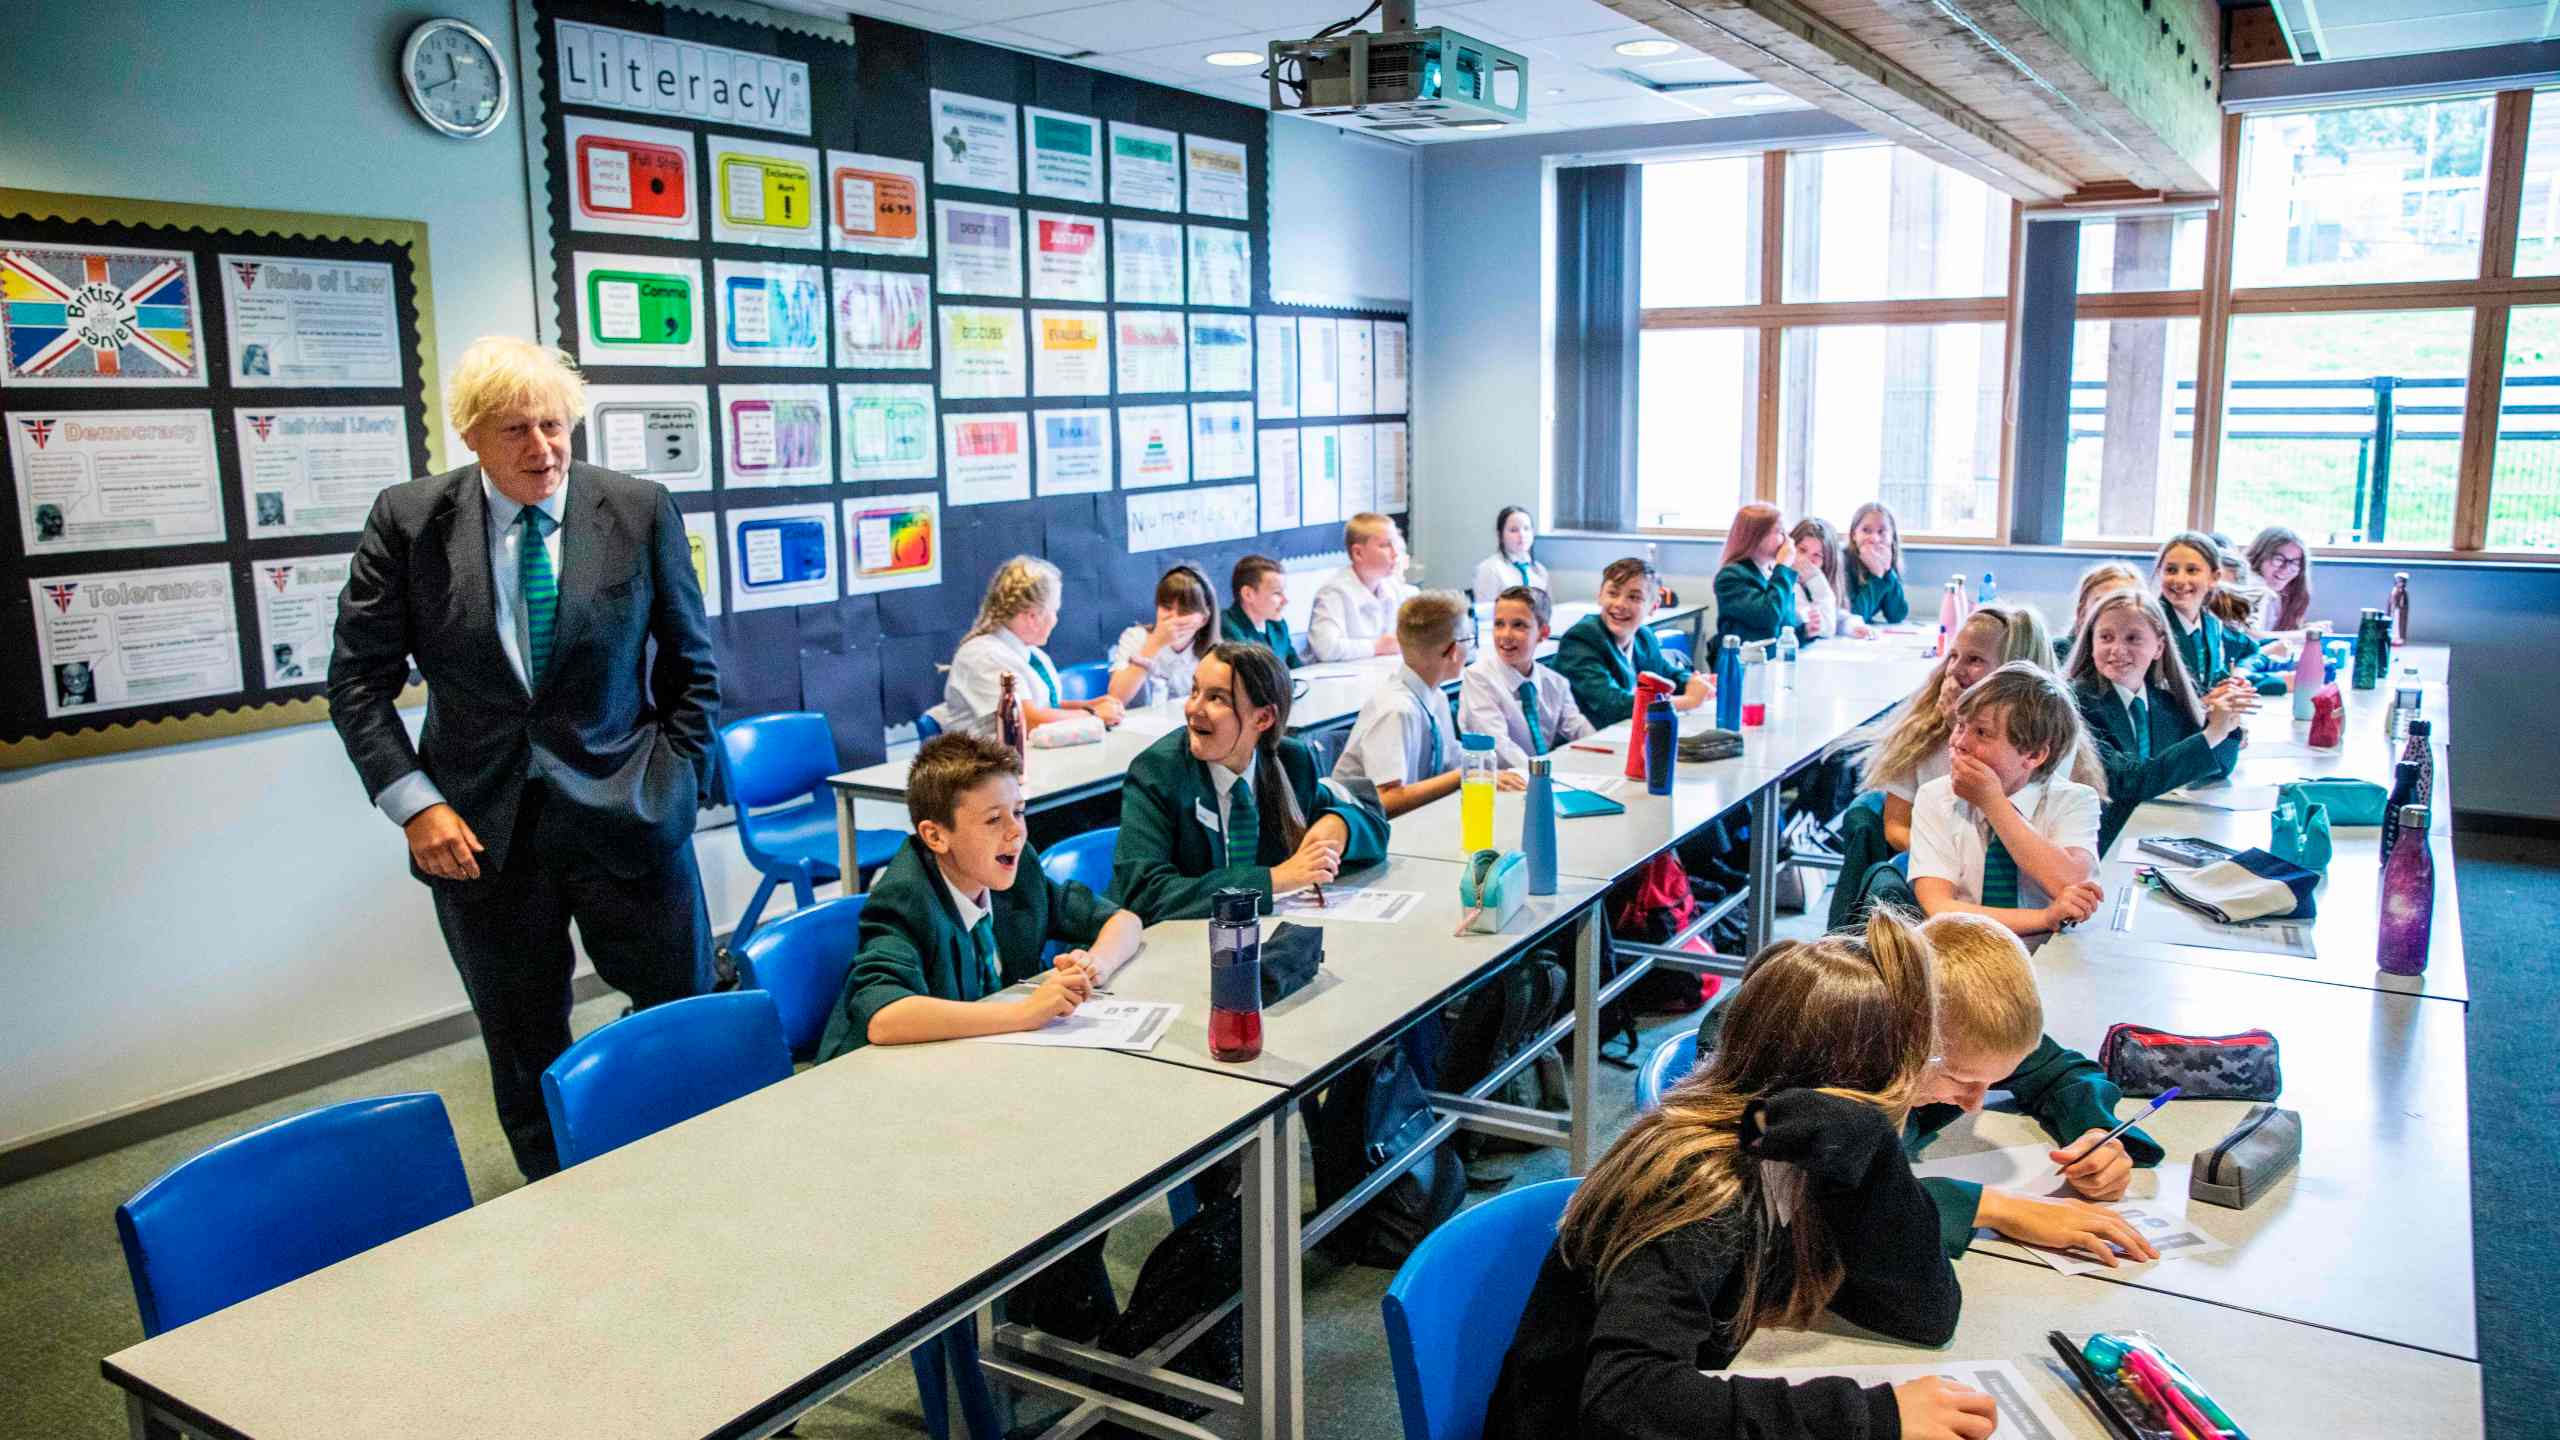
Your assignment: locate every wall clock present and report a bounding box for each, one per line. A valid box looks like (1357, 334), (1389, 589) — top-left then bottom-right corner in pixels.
(401, 18), (511, 140)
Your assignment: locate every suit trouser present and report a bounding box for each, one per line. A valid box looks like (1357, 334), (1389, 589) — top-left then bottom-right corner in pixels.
(431, 783), (713, 1180)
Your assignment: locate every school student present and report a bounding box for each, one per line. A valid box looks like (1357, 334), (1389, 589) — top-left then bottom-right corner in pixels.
(1107, 564), (1219, 709)
(1307, 512), (1416, 661)
(2154, 531), (2266, 689)
(1222, 554), (1297, 672)
(1789, 517), (1849, 639)
(1460, 585), (1594, 770)
(1842, 500), (1911, 625)
(929, 556), (1125, 739)
(1486, 909), (1982, 1440)
(1710, 502), (1807, 649)
(1472, 505), (1550, 603)
(2065, 590), (2253, 854)
(1554, 557), (1712, 727)
(1849, 603), (2056, 853)
(2243, 525), (2315, 633)
(2055, 560), (2144, 664)
(1111, 642), (1389, 922)
(1908, 663), (2107, 936)
(1335, 591), (1524, 816)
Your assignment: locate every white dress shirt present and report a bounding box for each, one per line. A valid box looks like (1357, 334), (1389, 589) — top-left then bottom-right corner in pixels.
(1881, 747), (1952, 804)
(929, 628), (1062, 739)
(1307, 565), (1415, 662)
(1472, 552), (1549, 604)
(1335, 664), (1459, 788)
(1110, 624), (1202, 709)
(1458, 652), (1592, 770)
(1907, 774), (2101, 911)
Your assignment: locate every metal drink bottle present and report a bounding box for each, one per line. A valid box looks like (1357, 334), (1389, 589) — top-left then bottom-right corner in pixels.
(1523, 757), (1558, 895)
(2378, 805), (2435, 976)
(1715, 635), (1743, 730)
(1627, 672), (1675, 783)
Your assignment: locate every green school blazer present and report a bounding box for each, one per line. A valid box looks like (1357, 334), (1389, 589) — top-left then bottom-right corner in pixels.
(816, 835), (1118, 1059)
(1552, 613), (1694, 728)
(1712, 560), (1805, 649)
(1111, 728), (1389, 923)
(2167, 608), (2261, 691)
(1846, 563), (1910, 625)
(2075, 678), (2241, 855)
(1220, 603), (1295, 672)
(1904, 1036), (2163, 1258)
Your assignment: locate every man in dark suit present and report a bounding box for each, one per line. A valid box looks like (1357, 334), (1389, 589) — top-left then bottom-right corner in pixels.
(329, 337), (720, 1180)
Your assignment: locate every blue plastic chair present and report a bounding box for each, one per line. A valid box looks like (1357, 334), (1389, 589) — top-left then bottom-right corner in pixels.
(1056, 660), (1113, 702)
(1382, 1178), (1581, 1440)
(1657, 628), (1694, 662)
(541, 991), (793, 1169)
(1634, 1031), (1700, 1112)
(916, 710), (944, 741)
(717, 712), (901, 947)
(1039, 826), (1119, 898)
(733, 895), (868, 1062)
(116, 1094), (472, 1336)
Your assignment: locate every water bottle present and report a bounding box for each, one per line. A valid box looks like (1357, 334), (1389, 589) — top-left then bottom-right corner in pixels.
(1523, 756), (1558, 896)
(1459, 732), (1498, 852)
(2377, 805), (2435, 976)
(2388, 572), (2411, 646)
(1980, 570), (1998, 604)
(1627, 672), (1674, 783)
(1715, 634), (1744, 730)
(2353, 610), (2388, 690)
(2291, 623), (2325, 721)
(998, 671), (1027, 757)
(1645, 700), (1677, 795)
(1207, 888), (1263, 1062)
(2387, 666), (2423, 751)
(1952, 571), (1973, 620)
(1776, 625), (1799, 687)
(2380, 757), (2421, 864)
(1931, 579), (1962, 656)
(1741, 643), (1770, 727)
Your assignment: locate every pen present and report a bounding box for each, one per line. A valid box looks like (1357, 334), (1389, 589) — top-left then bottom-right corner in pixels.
(2124, 1368), (2200, 1440)
(2046, 1332), (2143, 1440)
(2055, 1086), (2181, 1174)
(1310, 882), (1327, 908)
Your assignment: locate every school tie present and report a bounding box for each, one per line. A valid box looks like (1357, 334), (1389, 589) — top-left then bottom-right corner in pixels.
(969, 914), (1000, 994)
(517, 508), (557, 685)
(1425, 712), (1445, 777)
(1226, 780), (1259, 868)
(1513, 561), (1532, 587)
(1981, 832), (2021, 910)
(2127, 695), (2151, 761)
(1026, 649), (1061, 707)
(1516, 679), (1545, 755)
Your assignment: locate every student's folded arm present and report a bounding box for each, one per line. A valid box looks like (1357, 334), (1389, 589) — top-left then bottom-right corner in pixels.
(1919, 1177), (1988, 1260)
(1045, 865), (1120, 948)
(1310, 776), (1390, 868)
(1910, 876), (2054, 934)
(1379, 767), (1462, 817)
(843, 933), (933, 1048)
(2003, 1037), (2164, 1168)
(1986, 799), (2093, 895)
(1712, 566), (1780, 645)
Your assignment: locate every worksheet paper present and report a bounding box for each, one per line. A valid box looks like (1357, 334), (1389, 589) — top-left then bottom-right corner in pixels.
(2154, 782), (2281, 812)
(1719, 1361), (2074, 1440)
(1271, 888), (1423, 924)
(1911, 1146), (2230, 1277)
(2104, 864), (2317, 957)
(977, 1000), (1179, 1051)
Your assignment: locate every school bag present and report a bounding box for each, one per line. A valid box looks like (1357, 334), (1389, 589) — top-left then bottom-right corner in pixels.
(1437, 950), (1569, 1161)
(1308, 1035), (1467, 1268)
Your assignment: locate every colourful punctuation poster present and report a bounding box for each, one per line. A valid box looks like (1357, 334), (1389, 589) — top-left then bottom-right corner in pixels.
(716, 260), (826, 367)
(583, 384), (711, 491)
(831, 268), (931, 370)
(827, 151), (926, 258)
(571, 252), (702, 367)
(565, 114), (699, 239)
(1, 242), (204, 388)
(837, 383), (937, 482)
(844, 491), (942, 594)
(707, 136), (821, 249)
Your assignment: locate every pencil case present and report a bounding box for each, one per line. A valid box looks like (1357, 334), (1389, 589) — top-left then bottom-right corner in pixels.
(2280, 776), (2387, 826)
(1457, 849), (1527, 933)
(2189, 1104), (2301, 1210)
(1259, 921), (1324, 1005)
(2099, 1023), (2282, 1101)
(1678, 728), (1743, 763)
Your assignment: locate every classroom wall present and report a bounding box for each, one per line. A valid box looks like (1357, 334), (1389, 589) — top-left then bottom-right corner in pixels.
(1268, 116), (1415, 309)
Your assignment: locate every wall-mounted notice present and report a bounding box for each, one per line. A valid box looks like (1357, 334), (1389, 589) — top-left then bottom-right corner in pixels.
(1254, 315), (1298, 420)
(831, 267), (932, 370)
(220, 255), (400, 389)
(1300, 424), (1342, 527)
(1118, 404), (1189, 490)
(1187, 313), (1251, 394)
(934, 200), (1023, 298)
(1183, 135), (1248, 220)
(706, 136), (821, 250)
(1108, 121), (1182, 212)
(552, 19), (811, 134)
(233, 405), (412, 533)
(726, 501), (838, 611)
(571, 251), (702, 367)
(838, 383), (937, 482)
(1024, 108), (1104, 204)
(1031, 309), (1110, 397)
(931, 90), (1019, 194)
(1128, 483), (1255, 553)
(1375, 320), (1408, 414)
(715, 259), (827, 367)
(1297, 315), (1339, 417)
(1, 242), (204, 388)
(938, 305), (1026, 399)
(1112, 219), (1183, 305)
(9, 409), (223, 555)
(846, 491), (942, 594)
(29, 562), (240, 718)
(585, 385), (710, 492)
(682, 509), (723, 617)
(827, 151), (926, 257)
(1337, 319), (1374, 416)
(719, 383), (830, 488)
(1034, 407), (1112, 495)
(1256, 428), (1300, 532)
(1190, 400), (1252, 481)
(249, 553), (351, 686)
(1114, 310), (1185, 395)
(1028, 213), (1106, 303)
(1338, 422), (1376, 515)
(564, 115), (698, 239)
(1185, 227), (1250, 309)
(1376, 420), (1409, 510)
(943, 411), (1032, 505)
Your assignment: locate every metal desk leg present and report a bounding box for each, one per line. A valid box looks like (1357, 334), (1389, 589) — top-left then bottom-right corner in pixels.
(1570, 908), (1601, 1175)
(1241, 1107), (1304, 1440)
(127, 1394), (181, 1440)
(1746, 782), (1778, 955)
(835, 789), (869, 895)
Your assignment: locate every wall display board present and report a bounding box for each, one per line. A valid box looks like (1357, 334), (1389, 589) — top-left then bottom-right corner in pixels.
(530, 0), (1407, 764)
(0, 189), (437, 768)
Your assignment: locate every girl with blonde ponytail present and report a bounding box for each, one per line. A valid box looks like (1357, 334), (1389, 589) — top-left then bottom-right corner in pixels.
(927, 556), (1126, 739)
(1488, 908), (1992, 1440)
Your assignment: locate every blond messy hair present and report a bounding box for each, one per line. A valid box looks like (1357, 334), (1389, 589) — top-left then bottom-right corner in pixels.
(1919, 912), (2043, 1061)
(446, 336), (588, 435)
(1396, 589), (1469, 654)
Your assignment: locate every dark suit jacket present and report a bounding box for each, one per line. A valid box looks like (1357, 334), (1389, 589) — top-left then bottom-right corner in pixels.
(328, 461), (720, 879)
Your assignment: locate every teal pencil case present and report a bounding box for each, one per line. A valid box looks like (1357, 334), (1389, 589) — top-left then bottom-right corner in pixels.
(1457, 849), (1529, 933)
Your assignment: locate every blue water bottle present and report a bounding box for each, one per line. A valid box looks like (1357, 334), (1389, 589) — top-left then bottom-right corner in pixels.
(1714, 634), (1743, 730)
(1645, 699), (1677, 796)
(1523, 756), (1559, 896)
(1980, 570), (1998, 604)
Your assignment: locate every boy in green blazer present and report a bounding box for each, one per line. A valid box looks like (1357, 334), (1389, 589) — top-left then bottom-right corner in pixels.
(1553, 556), (1712, 727)
(1114, 642), (1390, 923)
(1222, 554), (1296, 673)
(818, 733), (1143, 1059)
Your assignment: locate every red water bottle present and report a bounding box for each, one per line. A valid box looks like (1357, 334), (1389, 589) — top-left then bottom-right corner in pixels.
(1626, 671), (1675, 782)
(1207, 888), (1263, 1062)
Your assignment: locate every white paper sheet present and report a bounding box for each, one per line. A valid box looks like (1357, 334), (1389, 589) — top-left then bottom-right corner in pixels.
(2155, 782), (2281, 812)
(1270, 887), (1423, 924)
(1911, 1146), (2231, 1277)
(2105, 866), (2318, 957)
(976, 1000), (1181, 1051)
(1719, 1361), (2075, 1440)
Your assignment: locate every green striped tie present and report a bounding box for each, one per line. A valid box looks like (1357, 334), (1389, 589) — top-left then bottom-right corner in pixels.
(518, 508), (557, 684)
(1982, 832), (2021, 910)
(1516, 679), (1544, 756)
(970, 915), (1000, 995)
(1226, 780), (1259, 868)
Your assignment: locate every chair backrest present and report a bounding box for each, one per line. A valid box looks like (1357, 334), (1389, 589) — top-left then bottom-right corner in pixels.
(116, 1093), (472, 1336)
(1656, 628), (1694, 661)
(1039, 827), (1120, 898)
(915, 710), (943, 741)
(1056, 660), (1112, 702)
(542, 992), (792, 1168)
(1635, 1031), (1700, 1111)
(735, 895), (869, 1059)
(1381, 1178), (1581, 1440)
(718, 711), (840, 812)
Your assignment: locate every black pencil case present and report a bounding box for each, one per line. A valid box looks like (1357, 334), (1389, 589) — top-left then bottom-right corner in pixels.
(2189, 1104), (2301, 1210)
(1259, 921), (1324, 1005)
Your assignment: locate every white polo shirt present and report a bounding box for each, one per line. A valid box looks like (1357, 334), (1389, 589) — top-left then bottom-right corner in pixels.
(1458, 652), (1592, 771)
(1334, 663), (1459, 789)
(1307, 565), (1415, 662)
(1110, 624), (1203, 709)
(929, 628), (1061, 738)
(1907, 774), (2101, 911)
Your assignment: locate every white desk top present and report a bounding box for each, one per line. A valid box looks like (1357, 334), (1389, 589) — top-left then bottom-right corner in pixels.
(104, 1044), (1279, 1439)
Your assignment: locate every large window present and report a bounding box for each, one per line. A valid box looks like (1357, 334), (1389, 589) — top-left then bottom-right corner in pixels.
(2232, 97), (2493, 288)
(1781, 324), (2005, 537)
(2065, 317), (2199, 540)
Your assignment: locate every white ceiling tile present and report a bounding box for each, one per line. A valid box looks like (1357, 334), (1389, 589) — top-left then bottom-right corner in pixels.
(1627, 53), (1758, 85)
(818, 0), (962, 25)
(1117, 30), (1294, 75)
(1530, 91), (1701, 128)
(1163, 0), (1384, 26)
(953, 22), (1092, 54)
(896, 0), (1097, 21)
(1007, 0), (1242, 51)
(1435, 0), (1637, 41)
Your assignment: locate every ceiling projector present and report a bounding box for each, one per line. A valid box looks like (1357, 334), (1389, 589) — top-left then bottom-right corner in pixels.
(1266, 1), (1527, 137)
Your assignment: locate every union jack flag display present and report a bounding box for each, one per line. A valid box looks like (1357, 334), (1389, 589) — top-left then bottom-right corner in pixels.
(0, 243), (204, 387)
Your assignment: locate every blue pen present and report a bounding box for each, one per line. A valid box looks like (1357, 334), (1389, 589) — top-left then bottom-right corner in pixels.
(2056, 1086), (2181, 1175)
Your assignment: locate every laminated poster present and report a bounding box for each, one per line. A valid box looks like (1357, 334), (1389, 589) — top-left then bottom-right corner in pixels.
(1375, 320), (1409, 414)
(726, 501), (838, 611)
(564, 115), (699, 240)
(1114, 310), (1186, 395)
(1337, 319), (1374, 416)
(1033, 408), (1112, 496)
(10, 409), (224, 554)
(233, 405), (412, 532)
(1297, 315), (1339, 416)
(706, 136), (821, 249)
(719, 383), (830, 488)
(845, 491), (942, 594)
(1117, 404), (1188, 490)
(584, 385), (711, 492)
(0, 241), (204, 387)
(715, 259), (827, 367)
(1300, 424), (1342, 527)
(934, 200), (1024, 298)
(221, 255), (399, 389)
(1030, 309), (1110, 397)
(1128, 483), (1254, 553)
(831, 268), (932, 370)
(931, 90), (1020, 194)
(682, 509), (723, 617)
(248, 553), (353, 686)
(938, 306), (1026, 399)
(552, 18), (811, 135)
(1028, 212), (1107, 303)
(1108, 121), (1181, 212)
(1183, 135), (1248, 220)
(1338, 423), (1377, 515)
(1112, 219), (1183, 305)
(29, 562), (240, 718)
(1023, 108), (1104, 204)
(1254, 315), (1298, 419)
(1184, 226), (1250, 309)
(837, 383), (938, 483)
(1257, 427), (1300, 532)
(942, 411), (1032, 505)
(571, 252), (702, 367)
(1188, 313), (1251, 393)
(1189, 400), (1253, 481)
(1376, 420), (1409, 510)
(827, 151), (927, 257)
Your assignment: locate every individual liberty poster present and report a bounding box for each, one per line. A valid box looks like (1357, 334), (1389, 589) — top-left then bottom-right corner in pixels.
(248, 553), (352, 686)
(726, 501), (838, 612)
(1184, 135), (1248, 219)
(1023, 108), (1104, 204)
(1338, 422), (1377, 514)
(2, 242), (203, 387)
(1257, 428), (1300, 532)
(1113, 310), (1185, 395)
(1184, 227), (1250, 309)
(29, 563), (240, 718)
(1255, 315), (1298, 419)
(942, 411), (1032, 505)
(1300, 424), (1342, 527)
(930, 90), (1020, 193)
(1108, 121), (1181, 211)
(831, 268), (931, 370)
(838, 383), (938, 482)
(715, 260), (827, 367)
(934, 201), (1023, 298)
(845, 491), (942, 594)
(1187, 313), (1251, 393)
(1375, 319), (1409, 414)
(682, 510), (723, 616)
(220, 255), (399, 388)
(706, 136), (821, 249)
(1030, 310), (1110, 397)
(1028, 213), (1106, 303)
(1118, 405), (1188, 490)
(233, 406), (412, 532)
(1034, 408), (1112, 495)
(1376, 420), (1409, 510)
(938, 306), (1026, 399)
(564, 115), (699, 239)
(1336, 319), (1374, 415)
(827, 151), (926, 257)
(1112, 219), (1183, 305)
(10, 409), (224, 554)
(718, 383), (830, 488)
(1297, 315), (1339, 416)
(571, 252), (702, 367)
(1190, 401), (1252, 481)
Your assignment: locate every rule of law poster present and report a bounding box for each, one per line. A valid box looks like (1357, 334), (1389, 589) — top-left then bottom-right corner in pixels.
(219, 255), (401, 389)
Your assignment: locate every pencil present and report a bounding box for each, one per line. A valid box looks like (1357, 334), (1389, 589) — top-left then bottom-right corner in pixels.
(1310, 882), (1327, 908)
(1569, 742), (1615, 754)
